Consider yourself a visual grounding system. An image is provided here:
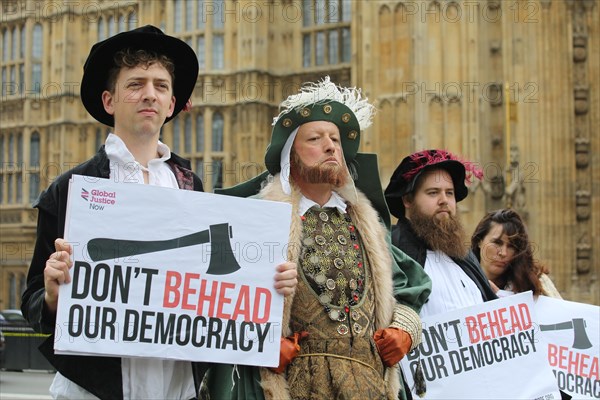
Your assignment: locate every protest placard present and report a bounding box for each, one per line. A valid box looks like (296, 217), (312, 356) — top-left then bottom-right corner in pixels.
(535, 296), (599, 399)
(400, 292), (560, 399)
(54, 174), (292, 368)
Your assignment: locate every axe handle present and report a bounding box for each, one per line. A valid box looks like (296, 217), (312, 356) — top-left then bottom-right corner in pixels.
(539, 321), (574, 332)
(87, 229), (210, 262)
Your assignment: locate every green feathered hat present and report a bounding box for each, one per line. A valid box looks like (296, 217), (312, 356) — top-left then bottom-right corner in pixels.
(265, 76), (373, 174)
(216, 77), (392, 228)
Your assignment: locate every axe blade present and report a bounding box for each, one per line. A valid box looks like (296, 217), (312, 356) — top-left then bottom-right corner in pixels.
(571, 318), (593, 350)
(205, 223), (242, 275)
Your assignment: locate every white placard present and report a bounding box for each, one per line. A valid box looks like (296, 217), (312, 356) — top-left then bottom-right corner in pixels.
(55, 175), (292, 368)
(401, 292), (561, 399)
(535, 296), (599, 399)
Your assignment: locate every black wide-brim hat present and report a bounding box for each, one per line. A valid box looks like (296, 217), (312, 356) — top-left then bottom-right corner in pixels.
(384, 149), (468, 219)
(80, 25), (199, 127)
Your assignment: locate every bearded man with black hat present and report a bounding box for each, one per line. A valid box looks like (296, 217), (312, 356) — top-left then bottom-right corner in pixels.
(21, 26), (297, 400)
(384, 150), (497, 321)
(202, 77), (431, 400)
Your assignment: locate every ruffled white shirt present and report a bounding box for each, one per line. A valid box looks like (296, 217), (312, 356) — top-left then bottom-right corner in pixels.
(104, 133), (179, 187)
(420, 250), (485, 318)
(298, 191), (347, 216)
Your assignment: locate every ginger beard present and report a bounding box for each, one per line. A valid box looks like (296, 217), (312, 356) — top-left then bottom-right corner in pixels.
(408, 203), (469, 259)
(290, 150), (349, 187)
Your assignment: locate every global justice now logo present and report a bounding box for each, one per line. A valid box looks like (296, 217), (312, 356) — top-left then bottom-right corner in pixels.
(81, 188), (117, 211)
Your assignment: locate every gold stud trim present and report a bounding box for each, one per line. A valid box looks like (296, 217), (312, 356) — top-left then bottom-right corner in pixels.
(323, 104), (332, 114)
(326, 278), (336, 290)
(341, 113), (351, 123)
(334, 258), (344, 269)
(348, 130), (358, 140)
(300, 107), (311, 117)
(282, 118), (292, 127)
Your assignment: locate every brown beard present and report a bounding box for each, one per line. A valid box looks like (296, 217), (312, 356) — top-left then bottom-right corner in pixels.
(290, 151), (348, 187)
(408, 206), (469, 259)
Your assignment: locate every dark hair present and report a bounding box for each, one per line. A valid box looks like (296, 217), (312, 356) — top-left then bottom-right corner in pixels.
(106, 48), (175, 94)
(471, 209), (548, 295)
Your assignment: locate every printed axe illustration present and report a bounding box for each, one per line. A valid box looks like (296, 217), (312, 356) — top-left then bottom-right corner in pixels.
(86, 223), (241, 275)
(540, 318), (593, 350)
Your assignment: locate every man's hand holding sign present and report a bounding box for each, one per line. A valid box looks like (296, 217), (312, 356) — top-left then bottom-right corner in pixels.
(50, 175), (296, 368)
(44, 239), (73, 314)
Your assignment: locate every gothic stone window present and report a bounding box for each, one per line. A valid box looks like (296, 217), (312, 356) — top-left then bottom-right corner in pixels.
(174, 0), (224, 71)
(302, 0), (351, 68)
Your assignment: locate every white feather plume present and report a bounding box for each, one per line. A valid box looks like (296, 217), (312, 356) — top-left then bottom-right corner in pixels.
(272, 76), (375, 131)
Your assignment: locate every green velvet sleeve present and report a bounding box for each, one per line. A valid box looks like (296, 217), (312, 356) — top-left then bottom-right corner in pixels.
(386, 232), (432, 313)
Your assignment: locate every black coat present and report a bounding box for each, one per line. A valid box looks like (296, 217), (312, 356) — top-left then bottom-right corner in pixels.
(391, 218), (497, 302)
(21, 146), (207, 400)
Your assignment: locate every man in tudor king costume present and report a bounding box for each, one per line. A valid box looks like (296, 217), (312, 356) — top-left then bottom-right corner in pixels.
(203, 77), (431, 400)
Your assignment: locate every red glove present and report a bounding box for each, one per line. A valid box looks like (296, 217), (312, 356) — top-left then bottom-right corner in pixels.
(374, 327), (412, 367)
(269, 331), (309, 374)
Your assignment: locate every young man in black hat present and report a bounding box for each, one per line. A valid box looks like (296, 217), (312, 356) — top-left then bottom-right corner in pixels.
(203, 77), (431, 400)
(21, 26), (297, 399)
(384, 150), (497, 320)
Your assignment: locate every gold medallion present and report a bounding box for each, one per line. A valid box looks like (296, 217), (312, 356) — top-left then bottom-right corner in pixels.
(334, 258), (344, 269)
(315, 273), (327, 285)
(319, 293), (332, 304)
(329, 309), (340, 320)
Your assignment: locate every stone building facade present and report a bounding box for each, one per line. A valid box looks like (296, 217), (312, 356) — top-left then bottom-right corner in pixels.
(1, 0), (598, 309)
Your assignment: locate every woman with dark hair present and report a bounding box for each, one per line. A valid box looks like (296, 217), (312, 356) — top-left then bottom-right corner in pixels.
(471, 209), (561, 298)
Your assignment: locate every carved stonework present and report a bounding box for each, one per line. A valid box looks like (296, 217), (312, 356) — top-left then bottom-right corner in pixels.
(566, 0), (598, 15)
(490, 175), (504, 200)
(576, 234), (592, 274)
(488, 0), (501, 10)
(429, 95), (443, 105)
(447, 95), (461, 104)
(565, 0), (576, 11)
(574, 86), (589, 115)
(490, 40), (501, 54)
(570, 0), (594, 286)
(573, 34), (588, 62)
(0, 211), (21, 224)
(575, 190), (591, 220)
(487, 83), (503, 107)
(581, 0), (596, 11)
(28, 210), (37, 222)
(509, 145), (519, 168)
(503, 146), (527, 216)
(575, 137), (590, 168)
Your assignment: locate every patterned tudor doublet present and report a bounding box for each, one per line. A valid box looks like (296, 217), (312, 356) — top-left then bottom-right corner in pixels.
(299, 207), (370, 336)
(287, 206), (386, 399)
